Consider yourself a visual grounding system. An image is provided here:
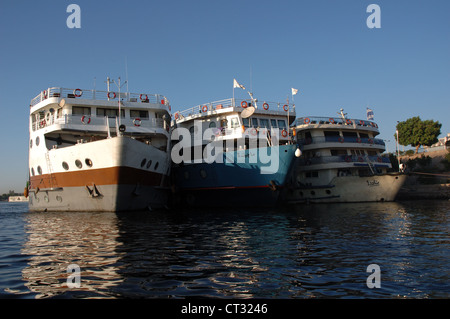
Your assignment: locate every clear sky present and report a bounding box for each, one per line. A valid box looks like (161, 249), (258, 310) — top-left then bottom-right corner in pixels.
(0, 0), (449, 194)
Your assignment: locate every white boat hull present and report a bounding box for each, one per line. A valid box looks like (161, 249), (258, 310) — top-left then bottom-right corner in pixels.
(28, 136), (170, 212)
(285, 173), (407, 203)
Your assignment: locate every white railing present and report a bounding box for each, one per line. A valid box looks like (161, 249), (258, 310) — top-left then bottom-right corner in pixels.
(175, 98), (295, 120)
(32, 114), (165, 132)
(30, 87), (170, 109)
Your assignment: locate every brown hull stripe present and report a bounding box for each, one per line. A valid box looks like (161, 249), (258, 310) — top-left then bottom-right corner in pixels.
(30, 166), (167, 189)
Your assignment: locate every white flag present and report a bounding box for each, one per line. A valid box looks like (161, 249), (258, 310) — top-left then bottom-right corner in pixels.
(233, 79), (245, 90)
(292, 88), (299, 95)
(366, 107), (374, 121)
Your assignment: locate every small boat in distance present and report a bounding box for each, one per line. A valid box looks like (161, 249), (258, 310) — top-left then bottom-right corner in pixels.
(27, 79), (172, 212)
(170, 92), (300, 207)
(284, 108), (406, 203)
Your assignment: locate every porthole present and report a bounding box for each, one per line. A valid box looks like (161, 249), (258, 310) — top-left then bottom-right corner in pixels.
(85, 158), (93, 167)
(311, 190), (315, 196)
(141, 159), (147, 168)
(154, 162), (159, 170)
(31, 168), (35, 176)
(200, 169), (207, 179)
(75, 159), (82, 169)
(29, 139), (33, 149)
(36, 136), (40, 146)
(326, 189), (331, 195)
(56, 196), (63, 202)
(37, 166), (42, 175)
(146, 160), (152, 169)
(62, 162), (69, 170)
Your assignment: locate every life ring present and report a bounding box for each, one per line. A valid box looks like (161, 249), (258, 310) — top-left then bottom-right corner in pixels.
(202, 105), (208, 112)
(281, 129), (288, 137)
(346, 119), (352, 125)
(174, 112), (179, 120)
(250, 128), (257, 136)
(345, 155), (352, 162)
(339, 137), (345, 143)
(283, 104), (289, 112)
(304, 118), (310, 124)
(107, 92), (116, 99)
(140, 94), (148, 101)
(357, 137), (362, 143)
(358, 156), (364, 162)
(359, 120), (365, 126)
(329, 118), (335, 124)
(74, 89), (82, 97)
(241, 101), (248, 108)
(42, 90), (48, 99)
(368, 138), (374, 144)
(81, 115), (91, 124)
(377, 157), (382, 163)
(263, 102), (269, 110)
(40, 119), (46, 128)
(133, 118), (142, 127)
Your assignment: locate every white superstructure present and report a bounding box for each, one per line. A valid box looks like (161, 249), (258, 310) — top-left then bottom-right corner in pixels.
(285, 109), (406, 203)
(27, 83), (172, 212)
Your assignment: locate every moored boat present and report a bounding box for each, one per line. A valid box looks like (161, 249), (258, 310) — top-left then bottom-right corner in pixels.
(170, 94), (300, 207)
(27, 80), (172, 212)
(284, 109), (406, 203)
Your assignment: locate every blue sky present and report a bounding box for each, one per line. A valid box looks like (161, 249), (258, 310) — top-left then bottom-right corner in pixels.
(0, 0), (449, 194)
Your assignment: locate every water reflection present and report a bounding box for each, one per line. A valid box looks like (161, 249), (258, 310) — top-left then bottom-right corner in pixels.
(22, 212), (123, 298)
(18, 200), (449, 298)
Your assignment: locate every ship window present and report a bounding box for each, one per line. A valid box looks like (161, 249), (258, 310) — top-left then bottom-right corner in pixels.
(359, 133), (369, 138)
(75, 159), (82, 169)
(146, 160), (152, 169)
(154, 162), (159, 170)
(85, 158), (93, 167)
(96, 108), (125, 118)
(130, 110), (149, 119)
(230, 117), (240, 128)
(251, 118), (258, 127)
(36, 136), (40, 146)
(368, 151), (377, 156)
(37, 166), (42, 175)
(259, 119), (269, 128)
(209, 121), (216, 128)
(31, 168), (35, 176)
(62, 162), (69, 170)
(72, 106), (91, 115)
(277, 119), (286, 129)
(270, 119), (277, 128)
(29, 139), (33, 149)
(305, 171), (319, 178)
(242, 118), (250, 128)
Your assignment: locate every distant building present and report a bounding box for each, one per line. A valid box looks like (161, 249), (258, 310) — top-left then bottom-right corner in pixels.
(431, 133), (450, 149)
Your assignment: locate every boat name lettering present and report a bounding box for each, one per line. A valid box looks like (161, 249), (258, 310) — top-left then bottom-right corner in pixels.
(366, 179), (380, 187)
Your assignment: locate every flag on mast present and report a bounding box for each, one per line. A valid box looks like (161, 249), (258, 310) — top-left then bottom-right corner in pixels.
(233, 79), (245, 90)
(291, 88), (298, 95)
(366, 107), (374, 121)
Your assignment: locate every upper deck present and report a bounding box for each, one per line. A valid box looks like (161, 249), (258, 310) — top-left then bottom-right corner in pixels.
(294, 116), (380, 134)
(30, 87), (170, 112)
(173, 98), (295, 124)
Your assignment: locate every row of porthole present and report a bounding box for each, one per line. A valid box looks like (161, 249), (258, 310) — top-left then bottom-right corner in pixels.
(183, 169), (208, 180)
(62, 158), (93, 170)
(298, 189), (332, 197)
(140, 158), (159, 170)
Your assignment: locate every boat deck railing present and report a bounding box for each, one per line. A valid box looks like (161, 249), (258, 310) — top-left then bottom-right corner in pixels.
(295, 116), (378, 129)
(32, 114), (165, 132)
(298, 155), (391, 166)
(297, 136), (385, 146)
(175, 98), (295, 121)
(30, 87), (170, 109)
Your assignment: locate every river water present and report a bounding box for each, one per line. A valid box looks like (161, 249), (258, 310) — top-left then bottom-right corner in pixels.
(0, 200), (448, 300)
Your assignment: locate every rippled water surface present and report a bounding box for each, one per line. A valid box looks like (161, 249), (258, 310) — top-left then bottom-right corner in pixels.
(0, 200), (448, 299)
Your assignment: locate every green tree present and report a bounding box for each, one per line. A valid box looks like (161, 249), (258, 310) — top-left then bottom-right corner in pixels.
(395, 116), (441, 153)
